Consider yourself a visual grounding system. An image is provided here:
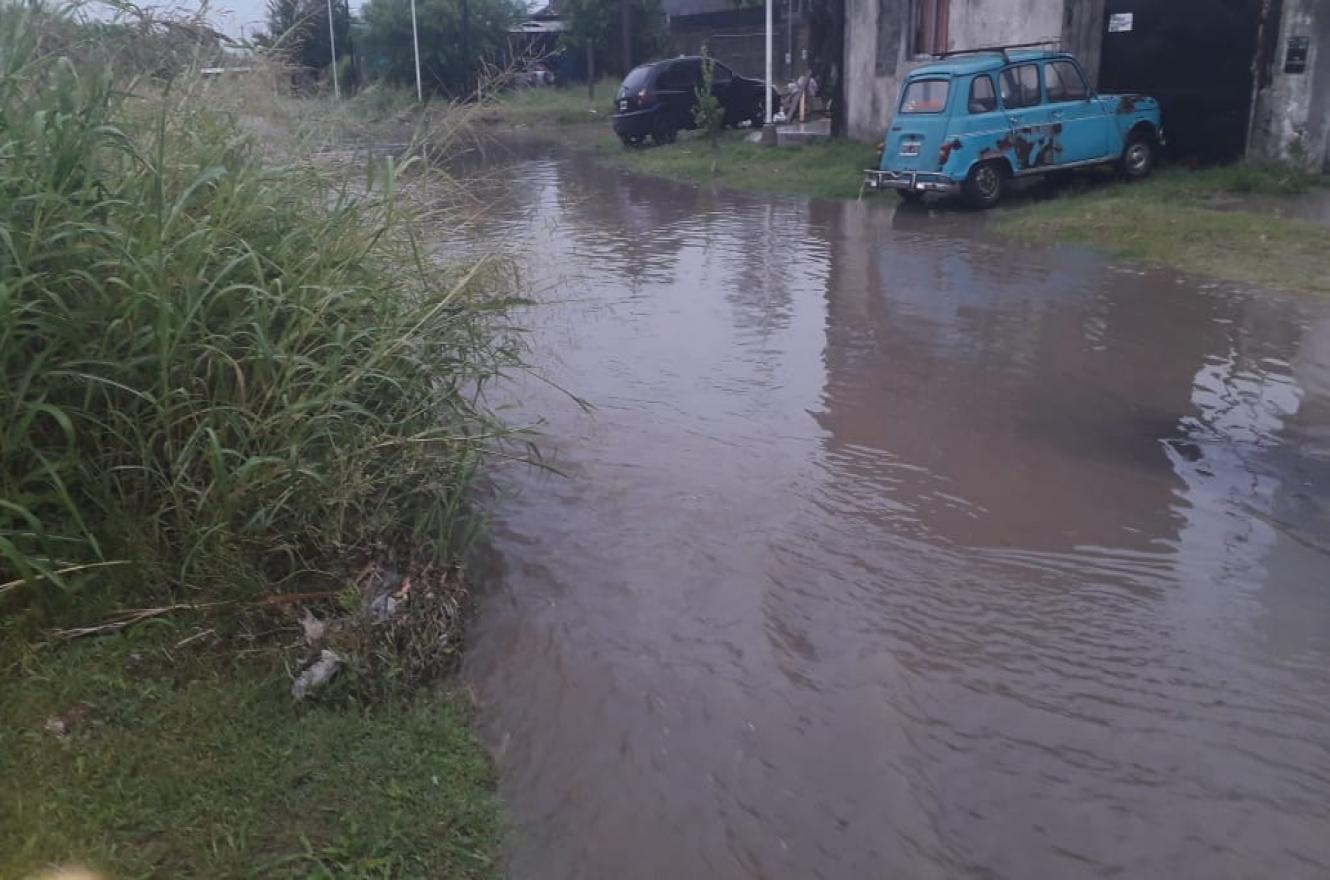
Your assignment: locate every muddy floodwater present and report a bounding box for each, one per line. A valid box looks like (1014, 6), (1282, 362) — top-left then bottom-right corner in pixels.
(459, 144), (1330, 879)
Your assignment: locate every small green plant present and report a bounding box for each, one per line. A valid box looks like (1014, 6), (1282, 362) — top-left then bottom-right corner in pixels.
(1288, 135), (1309, 168)
(693, 50), (724, 149)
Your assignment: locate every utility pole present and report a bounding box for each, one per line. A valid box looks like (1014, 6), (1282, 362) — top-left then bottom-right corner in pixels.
(764, 0), (773, 123)
(326, 0), (340, 99)
(830, 0), (844, 136)
(410, 0), (422, 100)
(587, 44), (595, 102)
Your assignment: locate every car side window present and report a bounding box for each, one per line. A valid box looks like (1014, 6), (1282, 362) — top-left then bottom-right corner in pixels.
(710, 62), (733, 86)
(999, 64), (1041, 108)
(1044, 60), (1088, 101)
(968, 74), (997, 113)
(659, 63), (695, 91)
(682, 60), (704, 89)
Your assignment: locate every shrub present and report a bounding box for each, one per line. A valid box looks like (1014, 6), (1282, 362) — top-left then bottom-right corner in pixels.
(359, 0), (523, 95)
(693, 51), (724, 147)
(0, 4), (520, 621)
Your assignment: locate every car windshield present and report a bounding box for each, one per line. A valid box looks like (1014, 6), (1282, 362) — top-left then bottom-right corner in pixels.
(900, 79), (950, 113)
(621, 65), (653, 91)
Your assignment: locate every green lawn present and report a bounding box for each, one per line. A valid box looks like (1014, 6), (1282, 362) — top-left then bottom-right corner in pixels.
(0, 629), (502, 879)
(592, 129), (878, 200)
(484, 86), (874, 199)
(993, 164), (1330, 294)
(481, 80), (620, 129)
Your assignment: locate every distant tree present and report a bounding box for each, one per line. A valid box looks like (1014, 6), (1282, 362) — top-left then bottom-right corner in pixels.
(360, 0), (522, 94)
(560, 0), (667, 76)
(258, 0), (351, 74)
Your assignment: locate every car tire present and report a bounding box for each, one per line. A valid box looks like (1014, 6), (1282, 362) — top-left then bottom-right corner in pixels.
(619, 134), (644, 148)
(1119, 133), (1155, 180)
(652, 116), (677, 146)
(962, 161), (1005, 209)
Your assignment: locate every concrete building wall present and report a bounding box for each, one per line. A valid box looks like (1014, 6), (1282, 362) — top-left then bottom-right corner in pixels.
(1060, 0), (1104, 87)
(1248, 0), (1330, 170)
(845, 0), (1064, 141)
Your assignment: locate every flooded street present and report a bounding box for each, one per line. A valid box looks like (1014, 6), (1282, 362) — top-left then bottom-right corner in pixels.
(460, 144), (1330, 879)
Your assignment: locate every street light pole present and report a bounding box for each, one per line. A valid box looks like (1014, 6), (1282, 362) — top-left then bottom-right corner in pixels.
(326, 0), (340, 100)
(410, 0), (423, 101)
(764, 0), (772, 124)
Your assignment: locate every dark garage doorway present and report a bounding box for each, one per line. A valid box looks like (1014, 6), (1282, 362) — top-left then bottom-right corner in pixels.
(1098, 0), (1262, 163)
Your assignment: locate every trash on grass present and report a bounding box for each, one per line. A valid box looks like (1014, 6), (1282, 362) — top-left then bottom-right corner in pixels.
(291, 649), (342, 700)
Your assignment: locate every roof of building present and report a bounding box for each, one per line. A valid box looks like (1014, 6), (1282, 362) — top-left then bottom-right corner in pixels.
(907, 49), (1066, 77)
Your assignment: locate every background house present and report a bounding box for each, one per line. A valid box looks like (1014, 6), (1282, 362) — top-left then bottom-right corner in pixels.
(843, 0), (1329, 170)
(664, 0), (810, 83)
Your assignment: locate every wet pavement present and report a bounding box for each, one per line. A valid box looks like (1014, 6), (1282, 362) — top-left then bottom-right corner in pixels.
(458, 143), (1330, 879)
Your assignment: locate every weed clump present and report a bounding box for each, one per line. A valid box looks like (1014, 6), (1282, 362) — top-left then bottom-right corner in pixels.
(0, 4), (521, 633)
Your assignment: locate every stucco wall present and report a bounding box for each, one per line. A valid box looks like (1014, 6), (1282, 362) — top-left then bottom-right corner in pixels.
(1248, 0), (1330, 169)
(1060, 0), (1105, 86)
(845, 0), (1065, 141)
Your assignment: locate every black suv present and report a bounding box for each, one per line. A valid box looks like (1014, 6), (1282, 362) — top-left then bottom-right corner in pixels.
(612, 56), (775, 146)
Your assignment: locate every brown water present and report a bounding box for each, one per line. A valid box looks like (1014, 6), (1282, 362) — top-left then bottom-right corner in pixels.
(459, 144), (1330, 879)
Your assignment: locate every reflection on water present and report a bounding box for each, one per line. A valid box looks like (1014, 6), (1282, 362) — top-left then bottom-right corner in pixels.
(457, 143), (1330, 879)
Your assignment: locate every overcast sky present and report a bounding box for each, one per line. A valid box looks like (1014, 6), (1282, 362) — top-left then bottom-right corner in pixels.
(200, 0), (362, 40)
(188, 0), (536, 39)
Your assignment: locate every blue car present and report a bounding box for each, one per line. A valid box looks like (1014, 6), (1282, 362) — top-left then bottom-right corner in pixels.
(864, 47), (1163, 208)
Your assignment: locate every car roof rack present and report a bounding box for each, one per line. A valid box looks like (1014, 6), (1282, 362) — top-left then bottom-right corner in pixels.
(935, 40), (1060, 63)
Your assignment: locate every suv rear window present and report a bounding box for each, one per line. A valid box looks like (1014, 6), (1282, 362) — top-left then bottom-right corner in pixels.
(657, 60), (700, 91)
(622, 65), (653, 91)
(900, 79), (949, 113)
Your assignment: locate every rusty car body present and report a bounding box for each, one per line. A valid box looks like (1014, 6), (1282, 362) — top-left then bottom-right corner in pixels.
(864, 47), (1164, 208)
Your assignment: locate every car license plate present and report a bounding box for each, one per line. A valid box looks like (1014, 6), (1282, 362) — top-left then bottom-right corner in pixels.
(619, 100), (628, 111)
(899, 142), (920, 157)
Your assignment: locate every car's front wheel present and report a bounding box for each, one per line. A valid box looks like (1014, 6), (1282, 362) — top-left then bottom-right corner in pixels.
(1120, 134), (1155, 180)
(962, 161), (1005, 209)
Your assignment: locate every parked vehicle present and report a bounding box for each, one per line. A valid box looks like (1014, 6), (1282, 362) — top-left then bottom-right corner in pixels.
(612, 56), (778, 147)
(864, 47), (1164, 208)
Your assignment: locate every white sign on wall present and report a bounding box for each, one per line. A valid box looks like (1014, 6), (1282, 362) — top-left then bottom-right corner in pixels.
(1108, 13), (1134, 33)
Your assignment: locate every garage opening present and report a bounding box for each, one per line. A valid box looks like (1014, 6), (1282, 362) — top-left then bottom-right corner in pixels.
(1098, 0), (1263, 163)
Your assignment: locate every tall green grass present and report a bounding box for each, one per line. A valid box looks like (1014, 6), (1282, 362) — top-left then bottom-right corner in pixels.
(0, 5), (520, 624)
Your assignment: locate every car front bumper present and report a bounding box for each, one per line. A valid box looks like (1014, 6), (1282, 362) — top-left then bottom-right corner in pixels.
(863, 169), (960, 195)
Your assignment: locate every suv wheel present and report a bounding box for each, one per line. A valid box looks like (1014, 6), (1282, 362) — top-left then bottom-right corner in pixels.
(652, 115), (677, 146)
(962, 161), (1005, 209)
(1120, 134), (1155, 180)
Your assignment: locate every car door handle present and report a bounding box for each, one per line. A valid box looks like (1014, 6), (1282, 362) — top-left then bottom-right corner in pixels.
(1051, 110), (1064, 119)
